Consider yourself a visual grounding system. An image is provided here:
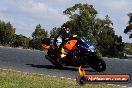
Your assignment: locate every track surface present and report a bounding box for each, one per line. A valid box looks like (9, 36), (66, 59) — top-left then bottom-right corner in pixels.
(0, 47), (132, 87)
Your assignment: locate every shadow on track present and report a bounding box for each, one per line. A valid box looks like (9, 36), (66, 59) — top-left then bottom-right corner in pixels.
(25, 64), (95, 72)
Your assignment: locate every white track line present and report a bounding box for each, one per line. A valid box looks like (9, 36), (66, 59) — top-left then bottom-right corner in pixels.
(60, 77), (65, 79)
(67, 78), (72, 80)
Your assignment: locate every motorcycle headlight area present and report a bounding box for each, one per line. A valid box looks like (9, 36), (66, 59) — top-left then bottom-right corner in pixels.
(88, 45), (96, 52)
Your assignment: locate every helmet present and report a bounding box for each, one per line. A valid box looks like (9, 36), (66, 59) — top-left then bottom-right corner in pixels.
(59, 24), (70, 35)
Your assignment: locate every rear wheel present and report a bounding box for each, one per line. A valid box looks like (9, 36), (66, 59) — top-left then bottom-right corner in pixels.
(88, 55), (106, 72)
(46, 51), (63, 68)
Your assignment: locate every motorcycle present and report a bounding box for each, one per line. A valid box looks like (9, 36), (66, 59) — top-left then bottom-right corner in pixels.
(41, 36), (106, 72)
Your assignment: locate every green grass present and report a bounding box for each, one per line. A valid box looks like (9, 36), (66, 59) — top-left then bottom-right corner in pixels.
(0, 69), (119, 88)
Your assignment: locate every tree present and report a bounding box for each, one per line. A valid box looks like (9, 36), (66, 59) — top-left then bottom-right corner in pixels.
(124, 13), (132, 38)
(0, 20), (6, 45)
(124, 43), (132, 55)
(50, 27), (59, 38)
(94, 16), (117, 57)
(0, 21), (15, 46)
(13, 34), (30, 48)
(31, 24), (48, 49)
(63, 3), (98, 44)
(63, 3), (97, 35)
(63, 3), (124, 57)
(32, 24), (48, 39)
(4, 22), (16, 46)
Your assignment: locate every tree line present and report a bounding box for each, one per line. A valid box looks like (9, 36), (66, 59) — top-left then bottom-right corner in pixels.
(0, 21), (48, 49)
(0, 3), (131, 58)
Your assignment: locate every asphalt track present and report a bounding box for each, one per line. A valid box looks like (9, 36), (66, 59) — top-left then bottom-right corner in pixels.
(0, 47), (132, 87)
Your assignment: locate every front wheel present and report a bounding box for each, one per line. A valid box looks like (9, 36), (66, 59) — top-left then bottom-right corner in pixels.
(88, 55), (106, 72)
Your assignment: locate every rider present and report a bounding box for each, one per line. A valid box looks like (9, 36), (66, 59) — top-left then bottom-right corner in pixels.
(54, 24), (71, 62)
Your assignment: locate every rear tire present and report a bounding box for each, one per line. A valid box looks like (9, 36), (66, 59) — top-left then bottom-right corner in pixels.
(46, 51), (63, 68)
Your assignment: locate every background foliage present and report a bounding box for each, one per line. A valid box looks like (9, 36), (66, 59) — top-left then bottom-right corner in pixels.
(0, 3), (131, 58)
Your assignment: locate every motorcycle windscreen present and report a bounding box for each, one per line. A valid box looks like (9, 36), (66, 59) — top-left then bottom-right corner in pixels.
(64, 40), (77, 51)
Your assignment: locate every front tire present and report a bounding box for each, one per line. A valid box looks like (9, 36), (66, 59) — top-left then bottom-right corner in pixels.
(88, 55), (106, 72)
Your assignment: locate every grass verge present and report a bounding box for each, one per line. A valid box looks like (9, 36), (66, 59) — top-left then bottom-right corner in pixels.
(0, 69), (119, 88)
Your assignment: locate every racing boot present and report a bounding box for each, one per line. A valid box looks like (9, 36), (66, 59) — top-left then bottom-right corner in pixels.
(57, 54), (66, 63)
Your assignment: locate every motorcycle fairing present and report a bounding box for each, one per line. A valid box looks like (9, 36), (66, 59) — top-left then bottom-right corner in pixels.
(77, 36), (96, 52)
